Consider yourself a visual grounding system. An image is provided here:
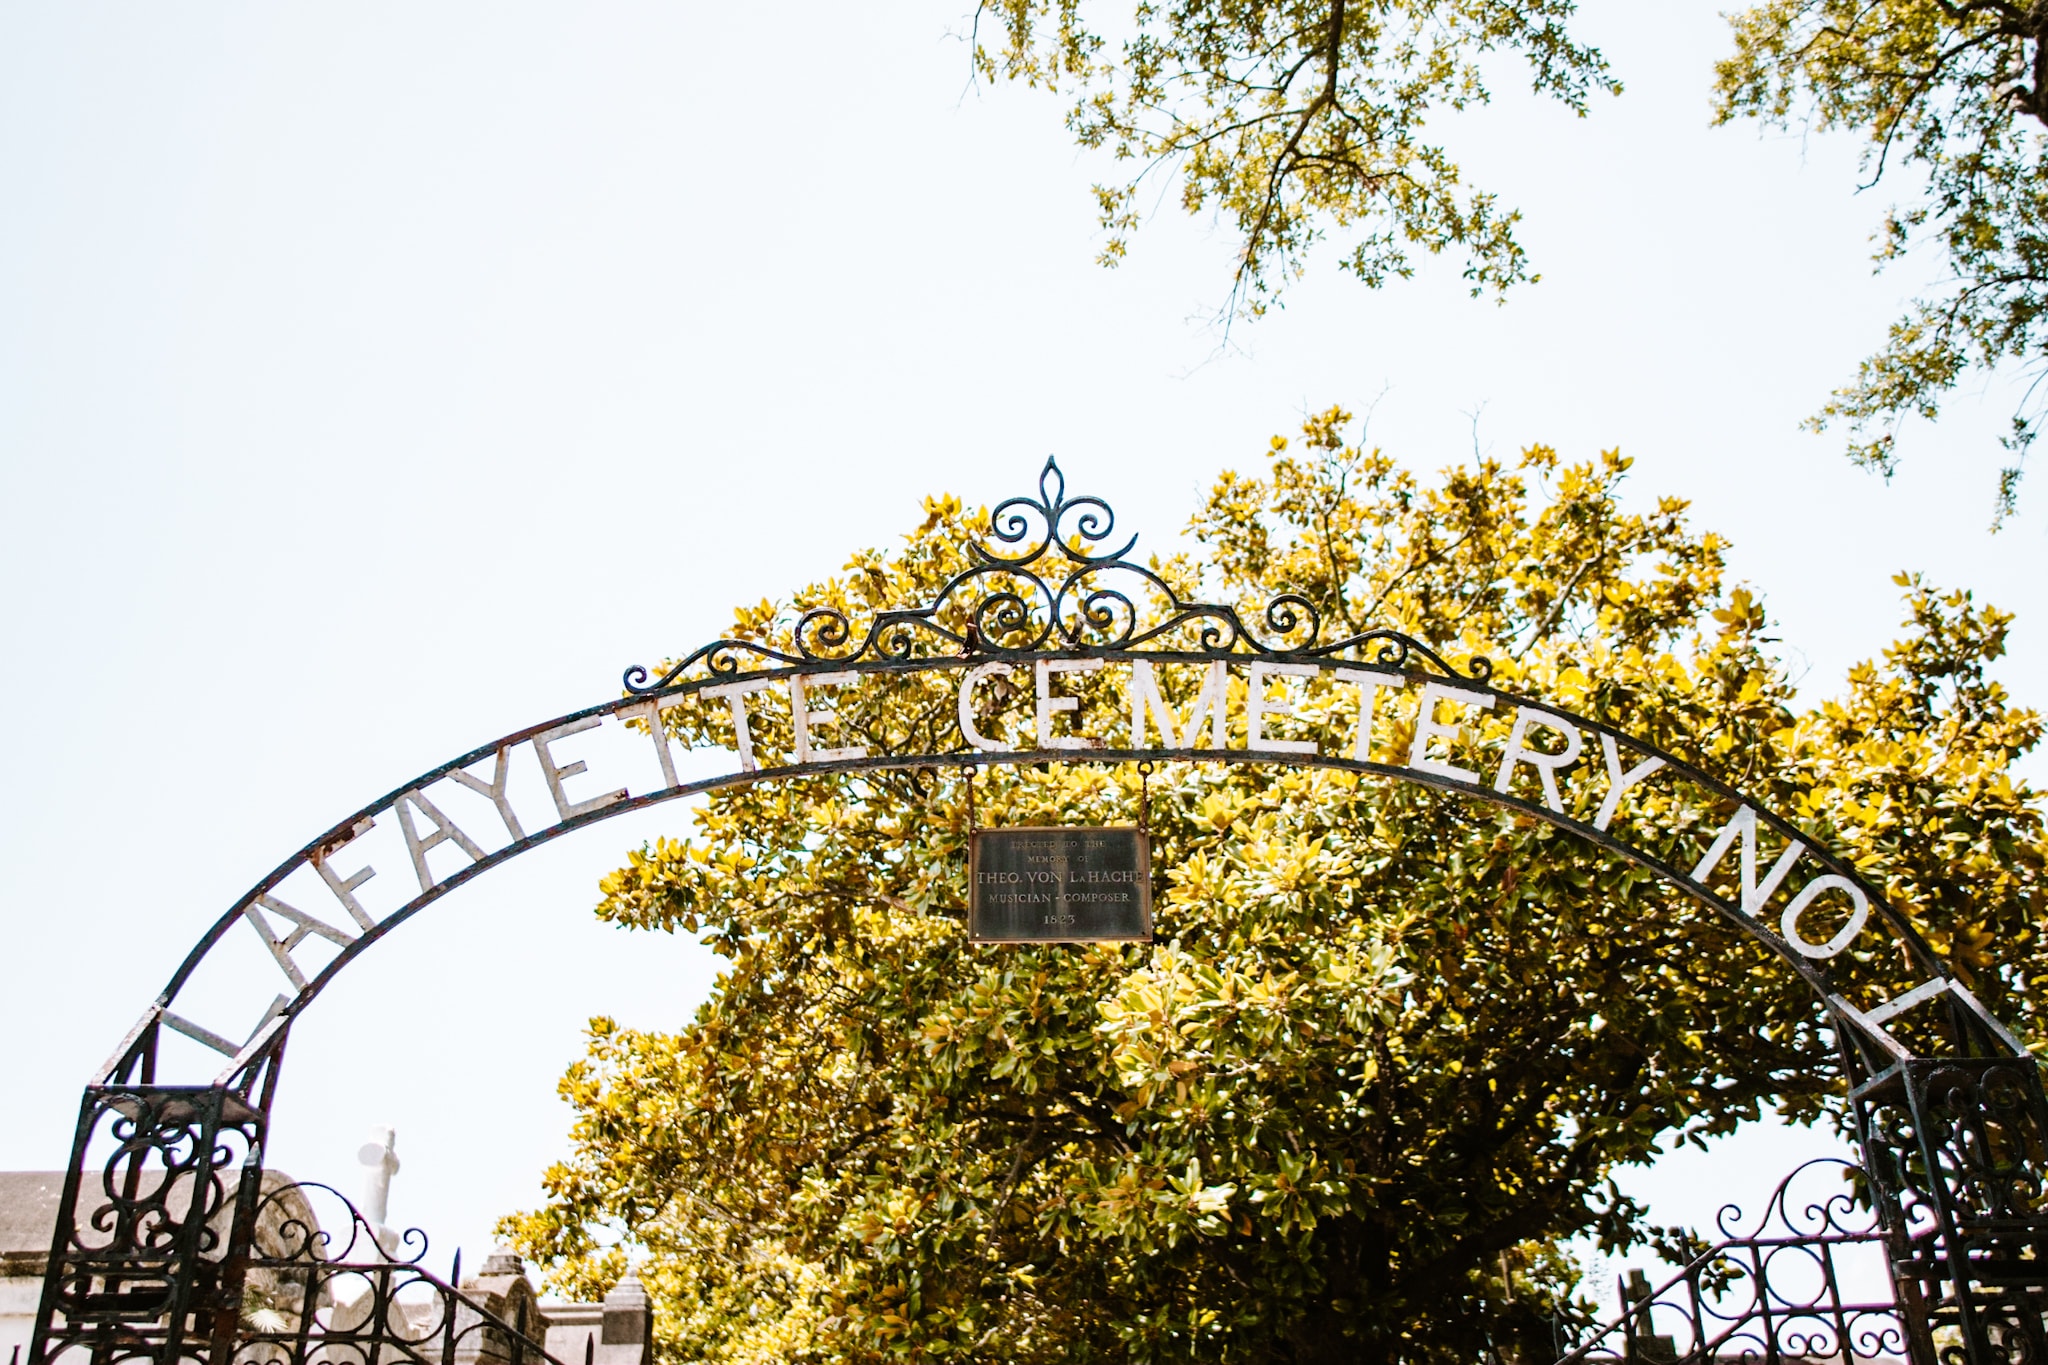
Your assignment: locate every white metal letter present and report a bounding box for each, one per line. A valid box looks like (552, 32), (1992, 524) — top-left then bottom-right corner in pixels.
(447, 747), (527, 841)
(958, 662), (1017, 753)
(1035, 658), (1104, 750)
(532, 716), (628, 818)
(1128, 659), (1181, 749)
(312, 818), (379, 930)
(393, 788), (486, 893)
(162, 1011), (243, 1058)
(1246, 662), (1318, 755)
(1780, 874), (1871, 958)
(1492, 707), (1585, 813)
(243, 893), (360, 991)
(1126, 660), (1228, 749)
(1691, 806), (1804, 916)
(1185, 661), (1229, 749)
(616, 698), (691, 790)
(1593, 734), (1665, 832)
(1333, 668), (1401, 762)
(700, 677), (776, 774)
(1407, 682), (1495, 782)
(789, 672), (868, 764)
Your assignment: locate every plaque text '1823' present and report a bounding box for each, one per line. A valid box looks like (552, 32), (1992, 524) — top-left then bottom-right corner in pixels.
(968, 827), (1153, 944)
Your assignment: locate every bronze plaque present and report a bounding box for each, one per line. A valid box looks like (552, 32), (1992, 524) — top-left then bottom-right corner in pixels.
(968, 827), (1153, 944)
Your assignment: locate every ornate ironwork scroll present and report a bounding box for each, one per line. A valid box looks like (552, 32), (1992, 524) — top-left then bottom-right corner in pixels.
(1853, 1058), (2048, 1361)
(1554, 1159), (1909, 1365)
(229, 1181), (568, 1365)
(31, 1023), (570, 1365)
(621, 456), (1491, 690)
(32, 1011), (282, 1365)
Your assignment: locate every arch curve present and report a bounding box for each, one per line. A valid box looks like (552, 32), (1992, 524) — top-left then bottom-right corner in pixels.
(108, 457), (2022, 1091)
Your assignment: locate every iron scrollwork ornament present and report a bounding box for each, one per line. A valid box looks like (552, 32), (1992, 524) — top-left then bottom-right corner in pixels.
(227, 1181), (570, 1365)
(1553, 1159), (1909, 1365)
(1852, 1057), (2048, 1363)
(623, 456), (1492, 693)
(35, 1084), (267, 1365)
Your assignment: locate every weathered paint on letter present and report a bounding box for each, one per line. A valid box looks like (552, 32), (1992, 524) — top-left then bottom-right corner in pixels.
(1035, 658), (1104, 750)
(532, 716), (629, 818)
(1492, 707), (1584, 813)
(1246, 662), (1318, 755)
(1407, 682), (1494, 782)
(1333, 669), (1401, 763)
(790, 672), (868, 764)
(700, 677), (776, 774)
(1593, 734), (1665, 833)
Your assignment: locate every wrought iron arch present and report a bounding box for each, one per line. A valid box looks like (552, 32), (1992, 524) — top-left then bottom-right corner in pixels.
(33, 459), (2048, 1365)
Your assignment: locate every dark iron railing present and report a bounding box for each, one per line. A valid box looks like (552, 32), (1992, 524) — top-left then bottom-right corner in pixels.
(34, 1147), (572, 1365)
(1553, 1160), (1908, 1365)
(229, 1182), (570, 1365)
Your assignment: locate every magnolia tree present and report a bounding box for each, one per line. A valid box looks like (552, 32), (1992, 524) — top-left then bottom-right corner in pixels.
(500, 411), (2045, 1364)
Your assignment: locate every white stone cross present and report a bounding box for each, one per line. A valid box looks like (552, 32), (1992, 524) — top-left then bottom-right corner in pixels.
(356, 1125), (401, 1256)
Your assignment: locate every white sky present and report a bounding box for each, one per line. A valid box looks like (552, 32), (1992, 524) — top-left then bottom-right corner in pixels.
(0, 0), (2032, 1318)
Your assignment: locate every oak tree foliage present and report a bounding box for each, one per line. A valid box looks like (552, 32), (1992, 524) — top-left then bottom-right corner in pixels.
(1714, 0), (2048, 522)
(978, 2), (2048, 518)
(970, 0), (1618, 320)
(501, 410), (2045, 1363)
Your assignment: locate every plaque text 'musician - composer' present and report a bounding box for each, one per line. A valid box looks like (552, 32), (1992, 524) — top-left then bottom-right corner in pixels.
(968, 827), (1153, 944)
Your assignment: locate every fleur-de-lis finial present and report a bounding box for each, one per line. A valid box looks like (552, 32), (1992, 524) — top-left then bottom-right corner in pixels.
(1037, 455), (1065, 509)
(974, 456), (1136, 569)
